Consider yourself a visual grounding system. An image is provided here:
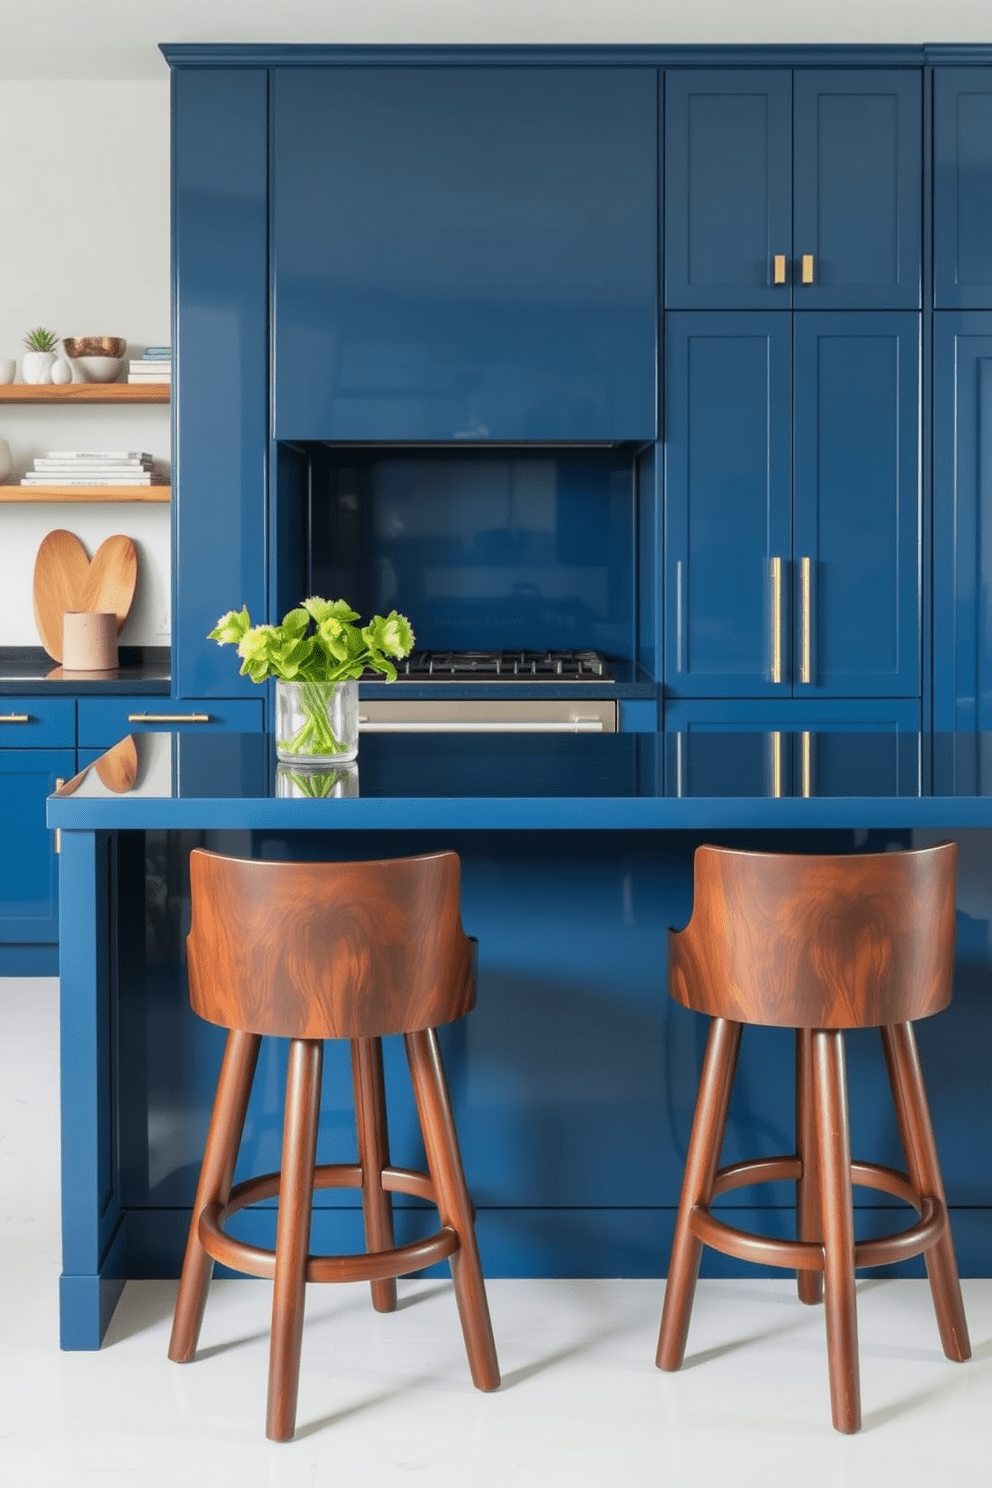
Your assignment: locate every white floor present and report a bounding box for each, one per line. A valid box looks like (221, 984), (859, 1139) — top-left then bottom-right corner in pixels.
(1, 978), (989, 1487)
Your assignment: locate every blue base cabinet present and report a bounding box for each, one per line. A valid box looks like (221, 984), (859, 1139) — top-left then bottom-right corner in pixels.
(0, 699), (75, 973)
(271, 66), (659, 443)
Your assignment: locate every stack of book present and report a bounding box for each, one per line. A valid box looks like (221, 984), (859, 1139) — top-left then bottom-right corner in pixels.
(20, 451), (168, 487)
(127, 347), (171, 385)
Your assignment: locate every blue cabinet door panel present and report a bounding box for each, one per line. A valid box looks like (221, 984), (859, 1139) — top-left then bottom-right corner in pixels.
(664, 312), (792, 695)
(77, 697), (265, 748)
(934, 69), (992, 308)
(933, 315), (992, 729)
(665, 70), (792, 310)
(0, 748), (74, 943)
(272, 67), (659, 442)
(793, 312), (920, 698)
(793, 71), (921, 310)
(0, 698), (74, 747)
(172, 68), (268, 698)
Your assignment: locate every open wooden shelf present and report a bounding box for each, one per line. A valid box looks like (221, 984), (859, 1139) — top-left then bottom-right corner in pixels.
(0, 383), (169, 404)
(0, 486), (170, 503)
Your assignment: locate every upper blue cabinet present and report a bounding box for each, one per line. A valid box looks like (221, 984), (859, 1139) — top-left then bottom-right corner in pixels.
(665, 68), (922, 309)
(934, 69), (992, 308)
(271, 67), (659, 443)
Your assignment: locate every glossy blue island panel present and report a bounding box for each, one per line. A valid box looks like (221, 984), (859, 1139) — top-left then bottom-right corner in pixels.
(50, 732), (992, 1348)
(271, 67), (659, 442)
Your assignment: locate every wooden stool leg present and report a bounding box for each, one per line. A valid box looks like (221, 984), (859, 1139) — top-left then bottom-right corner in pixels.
(656, 1017), (742, 1371)
(796, 1028), (824, 1305)
(169, 1028), (261, 1363)
(405, 1028), (500, 1392)
(351, 1036), (398, 1313)
(266, 1039), (323, 1443)
(812, 1029), (861, 1434)
(881, 1022), (971, 1362)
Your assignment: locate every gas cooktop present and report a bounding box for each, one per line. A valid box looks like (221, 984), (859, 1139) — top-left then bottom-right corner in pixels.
(388, 649), (613, 682)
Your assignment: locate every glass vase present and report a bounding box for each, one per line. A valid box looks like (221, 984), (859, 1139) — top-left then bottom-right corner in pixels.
(275, 678), (359, 763)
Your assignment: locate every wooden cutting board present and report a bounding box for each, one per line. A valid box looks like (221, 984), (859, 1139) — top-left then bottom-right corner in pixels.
(94, 734), (139, 793)
(32, 530), (138, 662)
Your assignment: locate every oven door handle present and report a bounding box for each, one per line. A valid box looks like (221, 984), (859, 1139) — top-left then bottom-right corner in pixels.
(358, 718), (606, 733)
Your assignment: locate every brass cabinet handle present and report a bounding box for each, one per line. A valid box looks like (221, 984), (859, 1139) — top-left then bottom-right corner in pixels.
(800, 555), (812, 684)
(54, 778), (64, 854)
(801, 731), (812, 798)
(0, 713), (30, 723)
(773, 253), (787, 285)
(801, 253), (814, 284)
(771, 732), (782, 798)
(126, 712), (211, 723)
(770, 556), (783, 684)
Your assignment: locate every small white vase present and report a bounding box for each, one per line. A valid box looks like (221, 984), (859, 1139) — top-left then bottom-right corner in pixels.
(22, 350), (56, 385)
(50, 358), (72, 385)
(0, 439), (11, 483)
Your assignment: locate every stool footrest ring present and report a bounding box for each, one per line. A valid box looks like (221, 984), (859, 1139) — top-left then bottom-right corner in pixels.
(197, 1160), (460, 1284)
(690, 1156), (947, 1272)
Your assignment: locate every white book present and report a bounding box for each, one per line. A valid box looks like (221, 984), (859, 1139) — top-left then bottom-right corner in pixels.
(127, 374), (171, 384)
(45, 450), (153, 460)
(21, 473), (165, 485)
(35, 457), (153, 467)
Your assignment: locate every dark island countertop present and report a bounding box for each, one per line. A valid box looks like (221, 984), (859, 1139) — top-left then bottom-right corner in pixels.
(47, 728), (992, 832)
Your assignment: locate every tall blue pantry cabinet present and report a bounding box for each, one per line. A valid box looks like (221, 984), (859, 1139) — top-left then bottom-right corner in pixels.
(662, 68), (923, 741)
(933, 69), (992, 730)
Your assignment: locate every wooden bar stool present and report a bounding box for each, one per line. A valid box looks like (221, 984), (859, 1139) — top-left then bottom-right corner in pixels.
(656, 842), (971, 1433)
(168, 848), (500, 1441)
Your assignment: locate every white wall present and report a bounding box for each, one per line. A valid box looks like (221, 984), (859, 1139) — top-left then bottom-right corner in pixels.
(0, 82), (171, 648)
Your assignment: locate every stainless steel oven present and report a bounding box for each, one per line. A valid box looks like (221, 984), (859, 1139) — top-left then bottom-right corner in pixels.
(358, 649), (618, 733)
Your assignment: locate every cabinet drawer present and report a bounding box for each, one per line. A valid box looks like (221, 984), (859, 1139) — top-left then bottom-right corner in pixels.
(0, 698), (74, 747)
(77, 697), (264, 746)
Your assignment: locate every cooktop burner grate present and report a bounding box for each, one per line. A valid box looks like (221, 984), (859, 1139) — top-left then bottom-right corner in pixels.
(389, 649), (613, 681)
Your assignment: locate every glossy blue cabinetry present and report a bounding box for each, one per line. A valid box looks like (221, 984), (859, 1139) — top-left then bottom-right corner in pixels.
(933, 315), (992, 728)
(172, 68), (268, 699)
(271, 66), (659, 442)
(934, 69), (992, 308)
(665, 68), (921, 310)
(77, 697), (265, 746)
(0, 699), (75, 969)
(664, 311), (921, 710)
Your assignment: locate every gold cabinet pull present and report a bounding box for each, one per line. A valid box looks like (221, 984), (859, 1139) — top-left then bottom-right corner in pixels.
(771, 732), (782, 799)
(773, 253), (787, 285)
(0, 713), (30, 723)
(54, 778), (64, 854)
(770, 556), (783, 684)
(126, 712), (211, 723)
(801, 253), (814, 284)
(801, 731), (812, 798)
(800, 556), (812, 684)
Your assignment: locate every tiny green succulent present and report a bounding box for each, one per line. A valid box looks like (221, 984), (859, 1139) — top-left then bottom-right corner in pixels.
(23, 327), (59, 353)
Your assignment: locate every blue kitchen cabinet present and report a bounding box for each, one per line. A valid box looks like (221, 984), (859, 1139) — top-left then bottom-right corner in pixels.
(933, 315), (992, 729)
(665, 68), (921, 310)
(934, 69), (992, 308)
(271, 66), (659, 443)
(172, 67), (268, 700)
(664, 311), (920, 705)
(0, 699), (75, 971)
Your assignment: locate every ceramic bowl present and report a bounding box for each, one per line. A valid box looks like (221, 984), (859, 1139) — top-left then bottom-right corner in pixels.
(63, 337), (127, 383)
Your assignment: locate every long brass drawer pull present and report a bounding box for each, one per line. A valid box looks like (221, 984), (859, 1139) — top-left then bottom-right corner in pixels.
(0, 713), (31, 723)
(127, 712), (211, 723)
(800, 556), (812, 685)
(770, 556), (783, 684)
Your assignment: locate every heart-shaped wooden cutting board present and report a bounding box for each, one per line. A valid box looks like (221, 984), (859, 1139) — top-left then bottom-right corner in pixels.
(32, 530), (138, 662)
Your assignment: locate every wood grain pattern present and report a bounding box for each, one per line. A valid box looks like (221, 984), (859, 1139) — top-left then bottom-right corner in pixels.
(93, 734), (138, 793)
(32, 529), (138, 661)
(186, 849), (476, 1039)
(668, 843), (958, 1028)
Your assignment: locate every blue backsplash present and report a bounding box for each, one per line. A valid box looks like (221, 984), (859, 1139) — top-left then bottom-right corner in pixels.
(305, 445), (639, 658)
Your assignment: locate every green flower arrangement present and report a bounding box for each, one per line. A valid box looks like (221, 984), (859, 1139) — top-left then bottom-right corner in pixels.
(209, 597), (415, 758)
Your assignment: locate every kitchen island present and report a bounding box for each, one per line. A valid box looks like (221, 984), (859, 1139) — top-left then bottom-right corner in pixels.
(48, 730), (992, 1348)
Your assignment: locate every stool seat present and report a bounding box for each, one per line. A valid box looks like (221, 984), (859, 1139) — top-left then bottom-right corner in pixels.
(656, 843), (971, 1434)
(168, 848), (500, 1442)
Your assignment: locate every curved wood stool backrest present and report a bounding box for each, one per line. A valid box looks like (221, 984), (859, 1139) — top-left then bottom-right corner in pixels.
(669, 842), (958, 1028)
(186, 848), (476, 1038)
(171, 848), (499, 1442)
(657, 841), (970, 1434)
